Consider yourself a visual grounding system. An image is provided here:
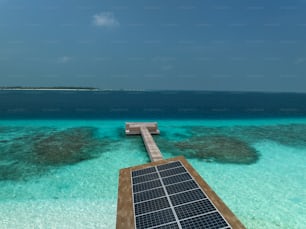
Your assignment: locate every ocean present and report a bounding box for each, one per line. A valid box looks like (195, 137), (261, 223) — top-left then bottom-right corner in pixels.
(1, 90), (306, 119)
(0, 90), (305, 229)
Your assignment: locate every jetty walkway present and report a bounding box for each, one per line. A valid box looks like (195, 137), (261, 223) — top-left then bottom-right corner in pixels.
(117, 122), (245, 229)
(125, 122), (163, 162)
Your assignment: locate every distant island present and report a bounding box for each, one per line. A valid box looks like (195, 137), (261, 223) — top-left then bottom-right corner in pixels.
(0, 86), (99, 91)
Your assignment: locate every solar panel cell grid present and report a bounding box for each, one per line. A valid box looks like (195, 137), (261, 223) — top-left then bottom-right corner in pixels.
(165, 180), (198, 195)
(169, 189), (206, 206)
(162, 173), (192, 186)
(174, 199), (216, 220)
(135, 208), (176, 229)
(180, 211), (229, 229)
(135, 197), (170, 215)
(132, 173), (159, 184)
(132, 167), (157, 177)
(133, 179), (162, 193)
(157, 161), (182, 171)
(159, 166), (187, 178)
(134, 187), (165, 203)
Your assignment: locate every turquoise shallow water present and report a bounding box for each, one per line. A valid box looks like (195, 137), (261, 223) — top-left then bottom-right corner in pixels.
(0, 118), (306, 228)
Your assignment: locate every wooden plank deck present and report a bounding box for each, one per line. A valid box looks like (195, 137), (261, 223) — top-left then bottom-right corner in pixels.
(125, 122), (160, 135)
(126, 122), (163, 162)
(140, 126), (163, 162)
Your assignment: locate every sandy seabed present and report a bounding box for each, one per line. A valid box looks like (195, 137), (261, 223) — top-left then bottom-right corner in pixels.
(0, 199), (116, 229)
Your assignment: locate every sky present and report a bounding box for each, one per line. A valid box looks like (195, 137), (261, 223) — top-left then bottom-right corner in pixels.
(0, 0), (306, 92)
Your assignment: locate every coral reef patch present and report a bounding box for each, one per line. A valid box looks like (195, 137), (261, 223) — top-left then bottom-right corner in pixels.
(188, 124), (306, 147)
(156, 124), (306, 164)
(175, 135), (258, 164)
(32, 128), (105, 166)
(0, 127), (112, 181)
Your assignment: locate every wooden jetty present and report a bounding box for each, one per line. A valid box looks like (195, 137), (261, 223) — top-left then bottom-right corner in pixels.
(126, 122), (163, 162)
(119, 122), (245, 229)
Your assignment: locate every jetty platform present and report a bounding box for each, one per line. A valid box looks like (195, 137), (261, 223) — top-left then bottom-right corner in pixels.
(117, 122), (245, 229)
(117, 157), (245, 229)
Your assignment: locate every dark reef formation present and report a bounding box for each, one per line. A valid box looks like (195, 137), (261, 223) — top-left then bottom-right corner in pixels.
(155, 124), (306, 165)
(188, 124), (306, 147)
(175, 135), (258, 164)
(155, 135), (259, 164)
(32, 128), (104, 165)
(0, 127), (111, 181)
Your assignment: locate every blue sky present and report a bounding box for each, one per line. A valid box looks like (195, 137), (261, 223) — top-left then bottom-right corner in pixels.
(0, 0), (306, 91)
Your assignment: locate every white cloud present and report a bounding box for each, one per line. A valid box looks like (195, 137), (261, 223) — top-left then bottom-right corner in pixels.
(58, 56), (72, 64)
(92, 12), (119, 28)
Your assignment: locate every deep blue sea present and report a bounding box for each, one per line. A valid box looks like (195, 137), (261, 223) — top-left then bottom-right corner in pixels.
(0, 90), (305, 229)
(1, 90), (306, 119)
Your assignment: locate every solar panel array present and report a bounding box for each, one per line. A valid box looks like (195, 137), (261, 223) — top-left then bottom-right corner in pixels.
(131, 161), (232, 229)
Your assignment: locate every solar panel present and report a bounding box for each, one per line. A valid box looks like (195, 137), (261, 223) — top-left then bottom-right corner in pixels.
(135, 208), (176, 229)
(132, 167), (157, 177)
(169, 189), (206, 206)
(174, 199), (215, 220)
(165, 180), (198, 195)
(162, 173), (192, 186)
(159, 166), (187, 178)
(157, 161), (183, 171)
(133, 179), (162, 193)
(134, 187), (165, 203)
(132, 173), (159, 184)
(135, 197), (170, 215)
(130, 161), (232, 229)
(180, 211), (230, 229)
